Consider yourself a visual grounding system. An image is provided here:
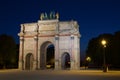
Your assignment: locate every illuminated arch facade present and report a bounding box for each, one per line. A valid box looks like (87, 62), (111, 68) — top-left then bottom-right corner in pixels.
(18, 19), (81, 70)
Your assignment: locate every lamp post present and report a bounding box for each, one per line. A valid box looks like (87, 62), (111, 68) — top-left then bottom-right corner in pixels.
(85, 57), (91, 69)
(101, 39), (108, 72)
(86, 57), (91, 62)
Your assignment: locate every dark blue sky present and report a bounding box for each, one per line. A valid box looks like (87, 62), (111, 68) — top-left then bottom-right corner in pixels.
(0, 0), (120, 55)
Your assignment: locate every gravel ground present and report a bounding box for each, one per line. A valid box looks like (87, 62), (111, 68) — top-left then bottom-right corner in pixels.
(0, 69), (120, 80)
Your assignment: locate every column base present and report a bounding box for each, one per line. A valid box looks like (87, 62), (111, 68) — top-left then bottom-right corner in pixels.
(70, 60), (80, 70)
(55, 60), (59, 70)
(33, 61), (38, 70)
(19, 61), (24, 70)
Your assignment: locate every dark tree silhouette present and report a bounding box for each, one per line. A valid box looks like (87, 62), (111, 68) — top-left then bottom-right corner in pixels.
(0, 34), (17, 69)
(86, 32), (120, 69)
(112, 31), (120, 68)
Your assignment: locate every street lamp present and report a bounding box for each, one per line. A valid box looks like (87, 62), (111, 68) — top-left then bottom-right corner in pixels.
(101, 39), (108, 72)
(86, 57), (91, 62)
(85, 57), (91, 69)
(101, 39), (106, 48)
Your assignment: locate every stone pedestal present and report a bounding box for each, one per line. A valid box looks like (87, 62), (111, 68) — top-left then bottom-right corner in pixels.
(33, 61), (37, 70)
(70, 60), (75, 70)
(55, 60), (59, 70)
(18, 61), (23, 70)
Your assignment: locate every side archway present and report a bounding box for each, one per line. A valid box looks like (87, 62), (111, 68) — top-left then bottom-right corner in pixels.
(25, 53), (33, 70)
(61, 52), (70, 70)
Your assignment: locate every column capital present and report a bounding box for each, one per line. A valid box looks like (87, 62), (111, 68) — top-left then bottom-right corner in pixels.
(71, 35), (74, 39)
(34, 36), (38, 41)
(18, 32), (24, 37)
(78, 34), (81, 38)
(55, 35), (59, 40)
(20, 37), (24, 41)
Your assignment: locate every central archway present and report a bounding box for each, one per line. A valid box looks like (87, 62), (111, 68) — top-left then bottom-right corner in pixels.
(46, 45), (54, 69)
(40, 41), (55, 69)
(61, 52), (70, 70)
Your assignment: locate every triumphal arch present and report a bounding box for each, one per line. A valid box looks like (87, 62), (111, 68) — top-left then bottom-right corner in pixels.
(18, 12), (81, 70)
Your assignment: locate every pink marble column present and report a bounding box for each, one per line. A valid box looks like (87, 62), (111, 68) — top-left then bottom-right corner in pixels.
(33, 36), (38, 70)
(55, 35), (59, 70)
(19, 36), (24, 70)
(70, 35), (75, 70)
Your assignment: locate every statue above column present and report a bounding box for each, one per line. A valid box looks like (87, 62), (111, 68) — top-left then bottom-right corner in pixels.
(40, 11), (59, 20)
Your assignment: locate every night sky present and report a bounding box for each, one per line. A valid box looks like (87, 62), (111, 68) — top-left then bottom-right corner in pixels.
(0, 0), (120, 56)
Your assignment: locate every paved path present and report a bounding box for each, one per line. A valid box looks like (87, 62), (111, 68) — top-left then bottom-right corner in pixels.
(0, 69), (120, 80)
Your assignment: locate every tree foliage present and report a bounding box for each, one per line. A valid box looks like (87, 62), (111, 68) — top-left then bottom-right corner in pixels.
(86, 31), (120, 68)
(0, 34), (18, 69)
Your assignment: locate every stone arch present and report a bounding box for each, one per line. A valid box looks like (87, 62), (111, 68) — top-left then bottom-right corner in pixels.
(18, 19), (80, 70)
(40, 41), (55, 69)
(25, 53), (34, 70)
(46, 44), (55, 69)
(61, 52), (70, 70)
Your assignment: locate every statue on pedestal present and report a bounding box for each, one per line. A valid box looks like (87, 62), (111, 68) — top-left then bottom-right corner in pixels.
(40, 11), (59, 20)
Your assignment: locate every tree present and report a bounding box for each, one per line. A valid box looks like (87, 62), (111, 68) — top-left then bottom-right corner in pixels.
(86, 33), (113, 68)
(0, 34), (17, 69)
(112, 31), (120, 68)
(86, 31), (120, 69)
